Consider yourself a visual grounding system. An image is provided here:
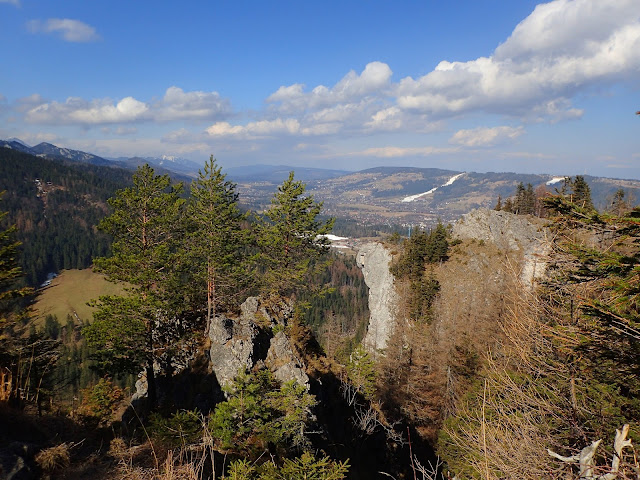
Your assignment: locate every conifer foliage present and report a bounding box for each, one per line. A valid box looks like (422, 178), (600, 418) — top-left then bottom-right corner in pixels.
(391, 222), (448, 322)
(85, 165), (186, 406)
(187, 156), (249, 333)
(256, 171), (335, 296)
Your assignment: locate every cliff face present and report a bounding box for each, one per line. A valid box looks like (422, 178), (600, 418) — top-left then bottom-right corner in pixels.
(355, 210), (550, 358)
(452, 209), (550, 286)
(356, 242), (398, 353)
(208, 296), (310, 391)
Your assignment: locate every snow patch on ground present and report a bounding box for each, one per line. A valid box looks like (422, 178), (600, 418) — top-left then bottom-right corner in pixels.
(401, 172), (465, 203)
(546, 176), (567, 186)
(321, 234), (349, 241)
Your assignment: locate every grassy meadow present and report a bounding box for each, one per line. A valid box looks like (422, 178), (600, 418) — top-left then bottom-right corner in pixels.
(33, 269), (126, 325)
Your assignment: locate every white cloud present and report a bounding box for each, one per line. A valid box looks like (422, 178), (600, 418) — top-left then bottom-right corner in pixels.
(155, 86), (231, 121)
(350, 146), (460, 158)
(449, 126), (524, 147)
(267, 61), (392, 113)
(26, 96), (149, 124)
(21, 87), (232, 126)
(395, 0), (640, 120)
(16, 132), (61, 145)
(206, 118), (301, 138)
(26, 18), (100, 43)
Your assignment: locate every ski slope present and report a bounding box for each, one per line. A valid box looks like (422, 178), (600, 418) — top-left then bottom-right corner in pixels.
(401, 173), (465, 203)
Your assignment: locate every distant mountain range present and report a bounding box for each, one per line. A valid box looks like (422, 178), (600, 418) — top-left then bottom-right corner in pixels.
(0, 139), (203, 177)
(3, 138), (640, 227)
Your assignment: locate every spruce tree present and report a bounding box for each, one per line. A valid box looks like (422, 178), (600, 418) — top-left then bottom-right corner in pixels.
(256, 172), (334, 296)
(514, 182), (526, 214)
(187, 156), (249, 334)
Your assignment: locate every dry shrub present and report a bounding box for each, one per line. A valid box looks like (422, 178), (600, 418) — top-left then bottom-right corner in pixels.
(116, 417), (216, 480)
(439, 272), (577, 480)
(35, 443), (71, 474)
(109, 437), (129, 460)
(377, 240), (515, 442)
(0, 367), (11, 403)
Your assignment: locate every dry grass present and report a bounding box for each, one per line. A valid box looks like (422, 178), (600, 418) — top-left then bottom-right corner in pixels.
(115, 418), (217, 480)
(33, 268), (126, 325)
(35, 442), (71, 474)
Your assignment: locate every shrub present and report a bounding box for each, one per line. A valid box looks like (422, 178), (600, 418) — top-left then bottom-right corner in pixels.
(35, 443), (70, 474)
(148, 410), (203, 447)
(78, 377), (126, 424)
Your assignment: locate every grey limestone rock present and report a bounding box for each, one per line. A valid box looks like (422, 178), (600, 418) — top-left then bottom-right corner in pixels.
(209, 296), (309, 390)
(209, 309), (262, 388)
(357, 242), (398, 353)
(452, 208), (550, 285)
(266, 331), (310, 388)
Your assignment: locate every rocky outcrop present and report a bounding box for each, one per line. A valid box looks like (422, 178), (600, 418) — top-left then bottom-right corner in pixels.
(453, 209), (550, 285)
(208, 297), (309, 390)
(266, 331), (309, 387)
(357, 242), (398, 353)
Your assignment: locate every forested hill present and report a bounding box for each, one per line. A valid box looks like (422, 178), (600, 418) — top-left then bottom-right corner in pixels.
(0, 148), (133, 285)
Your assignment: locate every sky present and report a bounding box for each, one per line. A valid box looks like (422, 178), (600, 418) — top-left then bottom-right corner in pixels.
(1, 0), (639, 178)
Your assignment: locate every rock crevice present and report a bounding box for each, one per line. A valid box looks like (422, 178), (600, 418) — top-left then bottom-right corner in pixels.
(208, 297), (309, 391)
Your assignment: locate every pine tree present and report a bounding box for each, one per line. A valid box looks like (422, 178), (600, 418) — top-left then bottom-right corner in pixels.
(256, 172), (334, 296)
(187, 156), (249, 334)
(85, 165), (186, 407)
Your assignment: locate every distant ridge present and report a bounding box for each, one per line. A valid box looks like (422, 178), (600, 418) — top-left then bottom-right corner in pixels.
(1, 139), (112, 166)
(1, 138), (196, 179)
(224, 164), (349, 183)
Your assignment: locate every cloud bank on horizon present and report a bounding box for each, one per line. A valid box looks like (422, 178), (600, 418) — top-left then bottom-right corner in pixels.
(1, 0), (639, 178)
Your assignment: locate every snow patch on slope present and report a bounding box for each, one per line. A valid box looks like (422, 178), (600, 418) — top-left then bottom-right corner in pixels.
(321, 234), (349, 241)
(401, 172), (465, 203)
(546, 176), (567, 186)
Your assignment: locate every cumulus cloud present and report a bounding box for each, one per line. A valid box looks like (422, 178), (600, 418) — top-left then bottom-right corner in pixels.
(14, 93), (46, 113)
(449, 126), (524, 147)
(26, 18), (100, 42)
(206, 118), (301, 138)
(26, 96), (149, 124)
(22, 86), (232, 126)
(395, 0), (640, 120)
(267, 61), (392, 113)
(155, 86), (231, 121)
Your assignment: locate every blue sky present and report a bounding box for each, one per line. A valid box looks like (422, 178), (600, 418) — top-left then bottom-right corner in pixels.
(1, 0), (639, 179)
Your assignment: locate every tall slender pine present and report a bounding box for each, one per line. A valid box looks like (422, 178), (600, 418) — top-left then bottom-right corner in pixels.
(187, 156), (249, 334)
